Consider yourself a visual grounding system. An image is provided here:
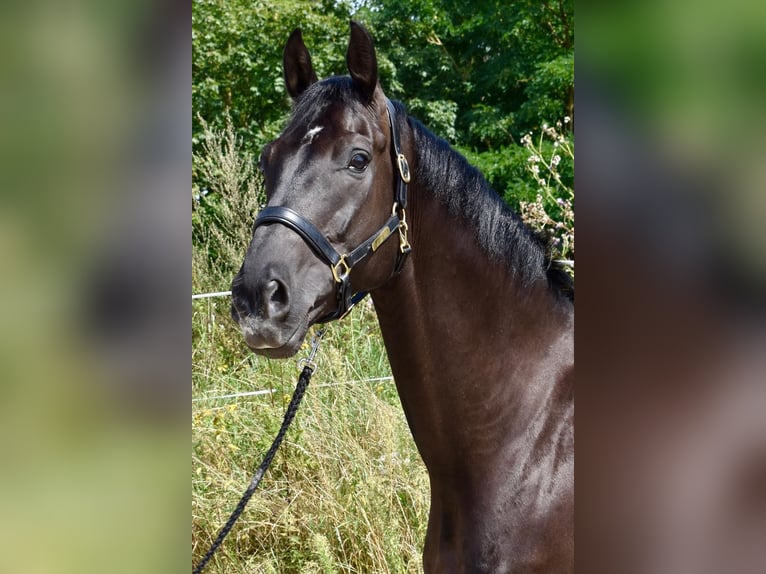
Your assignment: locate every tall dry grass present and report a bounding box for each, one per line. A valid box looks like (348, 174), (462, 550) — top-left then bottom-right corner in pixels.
(192, 118), (428, 573)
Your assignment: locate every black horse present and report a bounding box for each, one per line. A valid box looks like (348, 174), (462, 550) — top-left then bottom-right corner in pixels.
(232, 22), (574, 573)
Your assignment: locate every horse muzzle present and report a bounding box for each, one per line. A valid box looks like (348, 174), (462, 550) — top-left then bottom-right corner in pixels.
(230, 264), (310, 357)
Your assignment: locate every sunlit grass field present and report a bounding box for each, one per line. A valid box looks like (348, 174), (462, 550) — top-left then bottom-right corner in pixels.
(192, 113), (428, 572)
(192, 294), (429, 573)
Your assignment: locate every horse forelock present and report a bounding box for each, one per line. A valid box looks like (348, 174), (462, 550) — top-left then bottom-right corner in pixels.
(288, 77), (368, 129)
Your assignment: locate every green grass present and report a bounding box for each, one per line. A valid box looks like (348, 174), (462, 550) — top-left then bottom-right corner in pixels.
(192, 296), (429, 573)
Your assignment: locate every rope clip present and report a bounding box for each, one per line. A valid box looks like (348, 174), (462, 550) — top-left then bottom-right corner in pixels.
(297, 328), (326, 373)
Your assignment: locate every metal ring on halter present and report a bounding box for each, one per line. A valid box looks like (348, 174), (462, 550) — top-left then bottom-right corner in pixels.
(331, 255), (351, 284)
(397, 153), (411, 183)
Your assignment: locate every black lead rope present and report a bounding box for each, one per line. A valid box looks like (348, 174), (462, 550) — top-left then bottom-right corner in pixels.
(193, 329), (325, 574)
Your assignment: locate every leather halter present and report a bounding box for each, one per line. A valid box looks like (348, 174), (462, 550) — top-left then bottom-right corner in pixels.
(252, 99), (412, 322)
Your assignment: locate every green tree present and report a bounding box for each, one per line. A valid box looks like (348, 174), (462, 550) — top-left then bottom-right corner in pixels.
(192, 0), (352, 162)
(354, 0), (573, 203)
(193, 0), (574, 258)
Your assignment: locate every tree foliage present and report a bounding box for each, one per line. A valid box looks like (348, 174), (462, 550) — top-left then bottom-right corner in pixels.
(355, 0), (573, 202)
(192, 0), (351, 157)
(192, 0), (574, 242)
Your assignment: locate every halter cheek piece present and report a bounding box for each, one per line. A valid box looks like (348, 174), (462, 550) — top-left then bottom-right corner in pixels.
(252, 99), (412, 322)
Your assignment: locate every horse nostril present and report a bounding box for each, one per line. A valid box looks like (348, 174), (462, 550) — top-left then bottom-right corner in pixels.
(268, 280), (288, 305)
(262, 278), (290, 318)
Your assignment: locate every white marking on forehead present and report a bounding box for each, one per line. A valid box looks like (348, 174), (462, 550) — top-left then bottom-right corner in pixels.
(301, 125), (323, 144)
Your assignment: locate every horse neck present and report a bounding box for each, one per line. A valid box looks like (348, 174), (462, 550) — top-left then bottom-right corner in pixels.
(370, 129), (573, 475)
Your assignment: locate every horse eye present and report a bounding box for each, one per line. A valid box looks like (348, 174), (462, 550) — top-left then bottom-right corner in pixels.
(348, 152), (370, 173)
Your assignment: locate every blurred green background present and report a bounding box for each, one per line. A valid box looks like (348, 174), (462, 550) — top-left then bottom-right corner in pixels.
(1, 0), (764, 571)
(0, 1), (188, 572)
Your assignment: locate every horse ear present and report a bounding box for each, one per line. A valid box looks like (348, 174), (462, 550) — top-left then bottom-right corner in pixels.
(346, 21), (378, 101)
(283, 28), (318, 100)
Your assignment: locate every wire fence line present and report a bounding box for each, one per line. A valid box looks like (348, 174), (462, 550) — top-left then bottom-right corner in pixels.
(193, 375), (395, 410)
(191, 256), (573, 406)
(192, 290), (232, 300)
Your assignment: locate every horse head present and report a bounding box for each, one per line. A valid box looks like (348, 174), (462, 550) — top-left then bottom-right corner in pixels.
(231, 22), (407, 358)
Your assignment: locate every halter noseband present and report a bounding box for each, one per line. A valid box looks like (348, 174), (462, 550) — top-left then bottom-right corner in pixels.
(252, 99), (412, 322)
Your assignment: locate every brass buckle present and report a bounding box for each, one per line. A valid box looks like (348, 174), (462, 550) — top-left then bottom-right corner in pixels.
(331, 255), (350, 284)
(397, 153), (411, 183)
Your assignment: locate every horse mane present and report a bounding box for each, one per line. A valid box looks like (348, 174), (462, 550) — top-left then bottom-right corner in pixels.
(392, 100), (573, 301)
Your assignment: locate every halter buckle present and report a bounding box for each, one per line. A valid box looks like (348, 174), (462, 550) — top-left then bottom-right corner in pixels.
(331, 255), (350, 284)
(397, 153), (411, 183)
